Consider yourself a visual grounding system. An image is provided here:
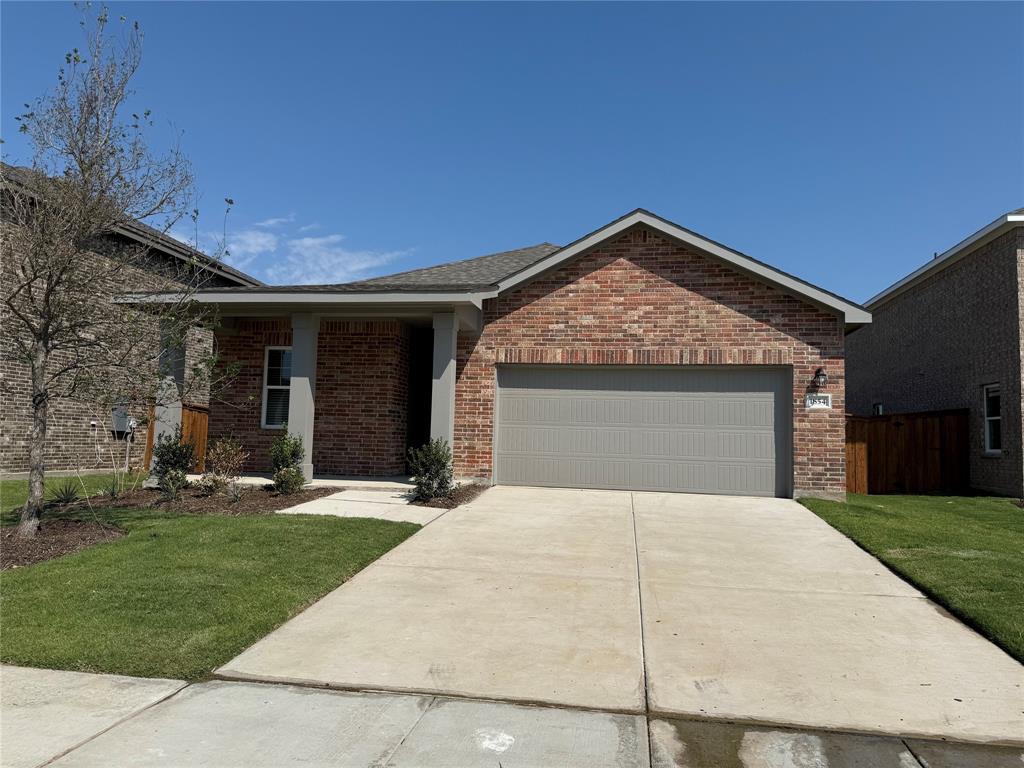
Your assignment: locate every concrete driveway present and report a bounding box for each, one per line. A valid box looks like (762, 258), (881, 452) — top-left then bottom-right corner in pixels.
(219, 486), (1024, 744)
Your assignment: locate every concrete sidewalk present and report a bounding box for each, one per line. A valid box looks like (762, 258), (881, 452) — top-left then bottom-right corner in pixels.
(0, 665), (184, 768)
(6, 673), (1020, 767)
(276, 488), (445, 524)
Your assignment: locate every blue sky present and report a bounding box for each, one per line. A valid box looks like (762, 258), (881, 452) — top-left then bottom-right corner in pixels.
(3, 2), (1022, 301)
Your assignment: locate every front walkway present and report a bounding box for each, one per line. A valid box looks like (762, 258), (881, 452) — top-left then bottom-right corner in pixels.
(218, 486), (1024, 745)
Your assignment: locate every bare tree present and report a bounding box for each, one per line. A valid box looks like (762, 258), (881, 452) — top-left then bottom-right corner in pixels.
(1, 6), (219, 537)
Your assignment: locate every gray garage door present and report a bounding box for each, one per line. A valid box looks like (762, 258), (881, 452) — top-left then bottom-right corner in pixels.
(495, 366), (792, 497)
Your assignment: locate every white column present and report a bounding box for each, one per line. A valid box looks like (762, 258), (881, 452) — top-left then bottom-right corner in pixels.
(430, 312), (458, 447)
(286, 313), (318, 482)
(146, 323), (185, 484)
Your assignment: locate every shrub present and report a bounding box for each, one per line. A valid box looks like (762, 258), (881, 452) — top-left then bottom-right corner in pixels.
(408, 438), (454, 501)
(194, 474), (227, 497)
(200, 437), (250, 497)
(159, 468), (188, 500)
(206, 437), (249, 481)
(152, 425), (195, 479)
(270, 430), (303, 473)
(48, 479), (80, 506)
(272, 466), (305, 495)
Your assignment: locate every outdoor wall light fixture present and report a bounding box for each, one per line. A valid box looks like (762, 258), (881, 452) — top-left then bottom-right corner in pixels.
(812, 368), (829, 389)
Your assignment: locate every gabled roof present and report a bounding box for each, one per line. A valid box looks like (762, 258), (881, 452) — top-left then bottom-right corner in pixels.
(147, 208), (871, 326)
(866, 209), (1024, 309)
(485, 209), (870, 325)
(1, 163), (262, 287)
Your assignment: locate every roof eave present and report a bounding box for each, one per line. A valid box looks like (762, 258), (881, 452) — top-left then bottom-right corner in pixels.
(120, 290), (487, 311)
(866, 213), (1024, 310)
(113, 221), (264, 288)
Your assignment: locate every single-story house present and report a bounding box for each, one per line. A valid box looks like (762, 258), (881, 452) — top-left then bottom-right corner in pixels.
(847, 209), (1024, 497)
(160, 210), (869, 499)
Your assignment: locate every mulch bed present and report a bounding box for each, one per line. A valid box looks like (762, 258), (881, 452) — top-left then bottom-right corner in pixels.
(78, 484), (337, 516)
(411, 482), (488, 509)
(1, 520), (124, 571)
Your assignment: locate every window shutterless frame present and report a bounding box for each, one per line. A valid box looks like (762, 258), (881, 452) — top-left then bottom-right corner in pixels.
(983, 383), (1001, 454)
(262, 346), (293, 429)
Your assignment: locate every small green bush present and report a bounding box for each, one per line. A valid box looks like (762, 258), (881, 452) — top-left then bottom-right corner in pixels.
(152, 425), (195, 478)
(270, 429), (303, 473)
(48, 479), (81, 506)
(408, 438), (454, 501)
(159, 468), (189, 500)
(273, 466), (305, 495)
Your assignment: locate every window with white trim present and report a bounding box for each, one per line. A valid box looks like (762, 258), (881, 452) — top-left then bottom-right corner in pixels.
(983, 383), (1001, 454)
(262, 347), (292, 429)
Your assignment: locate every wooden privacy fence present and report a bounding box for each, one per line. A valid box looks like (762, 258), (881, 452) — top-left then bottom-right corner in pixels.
(846, 410), (969, 495)
(142, 404), (210, 473)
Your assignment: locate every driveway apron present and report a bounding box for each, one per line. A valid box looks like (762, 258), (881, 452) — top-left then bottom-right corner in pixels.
(218, 486), (646, 713)
(633, 491), (1024, 744)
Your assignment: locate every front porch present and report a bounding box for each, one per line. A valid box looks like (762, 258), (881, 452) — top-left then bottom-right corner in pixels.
(182, 308), (476, 481)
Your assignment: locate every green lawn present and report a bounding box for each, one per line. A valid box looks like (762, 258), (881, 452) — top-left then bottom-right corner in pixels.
(0, 473), (136, 523)
(1, 505), (418, 679)
(800, 493), (1024, 663)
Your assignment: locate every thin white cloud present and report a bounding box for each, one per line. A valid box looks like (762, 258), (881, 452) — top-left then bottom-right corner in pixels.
(264, 234), (408, 285)
(254, 214), (296, 228)
(298, 222), (320, 232)
(226, 230), (278, 269)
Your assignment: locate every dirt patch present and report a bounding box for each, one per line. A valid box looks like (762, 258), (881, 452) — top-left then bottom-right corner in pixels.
(411, 483), (488, 509)
(77, 484), (338, 516)
(1, 520), (124, 570)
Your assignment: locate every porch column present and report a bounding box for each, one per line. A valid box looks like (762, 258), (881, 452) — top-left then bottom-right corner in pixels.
(287, 313), (319, 482)
(430, 312), (458, 447)
(146, 323), (185, 483)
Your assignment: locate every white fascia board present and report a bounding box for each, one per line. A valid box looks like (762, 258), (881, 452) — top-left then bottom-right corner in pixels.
(866, 213), (1024, 309)
(487, 211), (871, 325)
(121, 291), (485, 310)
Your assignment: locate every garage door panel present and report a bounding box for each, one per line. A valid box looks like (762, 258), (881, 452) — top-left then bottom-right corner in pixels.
(496, 366), (791, 497)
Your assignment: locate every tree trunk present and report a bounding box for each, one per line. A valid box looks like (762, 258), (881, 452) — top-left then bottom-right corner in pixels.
(18, 349), (50, 539)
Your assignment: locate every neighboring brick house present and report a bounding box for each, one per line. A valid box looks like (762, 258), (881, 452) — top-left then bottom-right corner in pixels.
(0, 165), (262, 475)
(847, 210), (1024, 497)
(198, 210), (868, 499)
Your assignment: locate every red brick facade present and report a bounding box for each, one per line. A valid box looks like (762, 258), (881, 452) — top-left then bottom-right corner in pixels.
(209, 318), (409, 476)
(312, 320), (409, 476)
(452, 225), (847, 497)
(847, 227), (1023, 496)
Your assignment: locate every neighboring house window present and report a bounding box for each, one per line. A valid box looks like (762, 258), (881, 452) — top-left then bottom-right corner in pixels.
(872, 403), (884, 416)
(983, 383), (1001, 454)
(262, 347), (292, 429)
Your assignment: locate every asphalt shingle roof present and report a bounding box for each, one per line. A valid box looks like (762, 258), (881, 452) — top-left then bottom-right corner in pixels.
(203, 243), (562, 293)
(1, 163), (262, 287)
